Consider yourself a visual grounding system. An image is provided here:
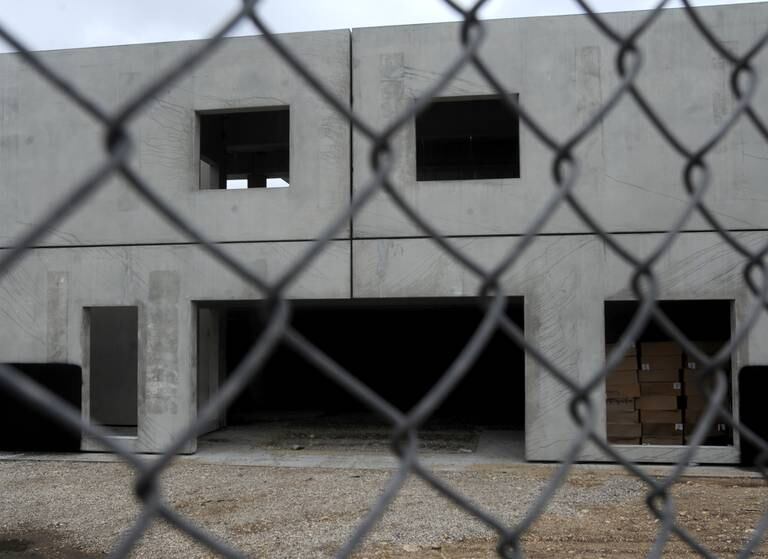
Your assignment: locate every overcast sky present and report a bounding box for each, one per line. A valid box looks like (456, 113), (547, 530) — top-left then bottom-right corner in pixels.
(0, 0), (765, 53)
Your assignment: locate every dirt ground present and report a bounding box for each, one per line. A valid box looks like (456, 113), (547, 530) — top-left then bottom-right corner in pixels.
(0, 460), (765, 558)
(361, 477), (768, 558)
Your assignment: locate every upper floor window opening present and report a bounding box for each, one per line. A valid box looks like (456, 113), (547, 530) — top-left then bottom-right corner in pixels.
(415, 96), (520, 182)
(199, 107), (290, 190)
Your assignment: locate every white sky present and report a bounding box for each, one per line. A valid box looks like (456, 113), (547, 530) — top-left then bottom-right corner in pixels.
(0, 0), (765, 53)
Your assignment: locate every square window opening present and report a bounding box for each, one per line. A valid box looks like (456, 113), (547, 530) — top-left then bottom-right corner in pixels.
(416, 96), (520, 182)
(199, 108), (290, 189)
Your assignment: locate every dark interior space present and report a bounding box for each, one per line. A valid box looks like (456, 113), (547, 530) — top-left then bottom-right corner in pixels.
(89, 306), (138, 430)
(220, 298), (525, 430)
(739, 366), (768, 466)
(416, 96), (520, 182)
(199, 108), (289, 189)
(0, 363), (81, 451)
(604, 300), (731, 345)
(605, 300), (732, 447)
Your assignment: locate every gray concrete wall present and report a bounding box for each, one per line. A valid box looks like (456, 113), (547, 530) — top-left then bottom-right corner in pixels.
(353, 230), (765, 462)
(0, 241), (350, 452)
(0, 30), (351, 246)
(352, 4), (768, 237)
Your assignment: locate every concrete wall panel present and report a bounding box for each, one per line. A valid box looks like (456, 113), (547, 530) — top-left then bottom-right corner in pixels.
(0, 31), (351, 246)
(0, 240), (349, 452)
(352, 4), (768, 238)
(353, 231), (765, 461)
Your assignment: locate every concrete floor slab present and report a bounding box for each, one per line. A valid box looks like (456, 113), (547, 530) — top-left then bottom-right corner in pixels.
(0, 423), (760, 478)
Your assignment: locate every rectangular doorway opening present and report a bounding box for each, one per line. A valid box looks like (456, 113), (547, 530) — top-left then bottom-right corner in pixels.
(88, 306), (138, 435)
(196, 298), (525, 459)
(604, 300), (732, 447)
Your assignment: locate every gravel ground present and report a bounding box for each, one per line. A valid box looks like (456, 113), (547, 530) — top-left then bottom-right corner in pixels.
(0, 460), (765, 558)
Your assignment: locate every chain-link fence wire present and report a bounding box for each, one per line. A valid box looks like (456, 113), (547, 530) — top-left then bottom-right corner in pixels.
(0, 0), (767, 557)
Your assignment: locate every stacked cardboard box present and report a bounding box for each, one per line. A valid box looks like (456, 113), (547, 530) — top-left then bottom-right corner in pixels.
(606, 339), (732, 446)
(606, 343), (640, 444)
(638, 342), (684, 444)
(682, 341), (729, 445)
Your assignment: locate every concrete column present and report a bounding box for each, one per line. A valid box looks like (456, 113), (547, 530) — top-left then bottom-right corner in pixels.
(139, 270), (194, 453)
(525, 280), (605, 461)
(46, 271), (68, 362)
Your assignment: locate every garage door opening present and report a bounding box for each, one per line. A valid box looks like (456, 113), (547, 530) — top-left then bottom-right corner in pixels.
(604, 300), (732, 447)
(197, 298), (525, 457)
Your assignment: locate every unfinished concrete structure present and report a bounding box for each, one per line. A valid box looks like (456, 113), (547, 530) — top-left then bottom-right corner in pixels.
(1, 3), (767, 463)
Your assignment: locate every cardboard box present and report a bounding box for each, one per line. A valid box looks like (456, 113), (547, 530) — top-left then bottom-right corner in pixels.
(606, 398), (637, 412)
(638, 369), (680, 383)
(606, 342), (637, 357)
(683, 359), (708, 370)
(683, 368), (701, 385)
(642, 435), (684, 445)
(640, 354), (683, 371)
(642, 423), (684, 437)
(685, 408), (703, 424)
(640, 341), (683, 357)
(611, 355), (639, 372)
(683, 358), (727, 371)
(608, 437), (641, 445)
(683, 373), (724, 413)
(637, 395), (680, 410)
(608, 423), (642, 438)
(608, 410), (640, 423)
(684, 341), (723, 369)
(685, 408), (721, 424)
(685, 393), (711, 411)
(683, 369), (715, 393)
(641, 410), (683, 423)
(640, 382), (682, 396)
(606, 369), (638, 386)
(685, 422), (728, 438)
(606, 384), (641, 399)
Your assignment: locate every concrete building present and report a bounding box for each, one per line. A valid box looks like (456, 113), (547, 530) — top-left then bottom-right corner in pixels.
(1, 3), (767, 463)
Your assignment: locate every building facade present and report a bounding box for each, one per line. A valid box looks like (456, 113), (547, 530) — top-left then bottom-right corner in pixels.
(1, 3), (767, 462)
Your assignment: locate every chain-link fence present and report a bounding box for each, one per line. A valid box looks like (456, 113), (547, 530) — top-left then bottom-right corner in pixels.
(0, 0), (767, 557)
